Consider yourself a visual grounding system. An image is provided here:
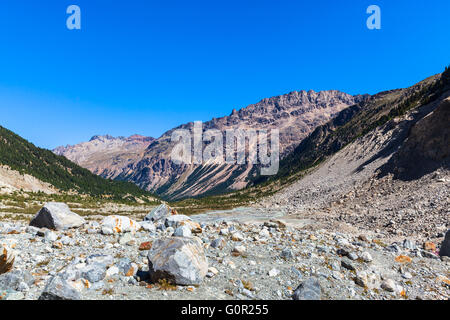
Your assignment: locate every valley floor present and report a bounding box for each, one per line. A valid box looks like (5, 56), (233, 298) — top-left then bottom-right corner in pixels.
(0, 198), (448, 300)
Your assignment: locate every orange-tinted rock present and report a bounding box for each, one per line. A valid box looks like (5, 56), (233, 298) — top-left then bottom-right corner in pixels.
(139, 241), (153, 251)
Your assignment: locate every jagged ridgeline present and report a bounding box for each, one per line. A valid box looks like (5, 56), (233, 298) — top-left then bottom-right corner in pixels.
(0, 126), (154, 200)
(253, 65), (450, 184)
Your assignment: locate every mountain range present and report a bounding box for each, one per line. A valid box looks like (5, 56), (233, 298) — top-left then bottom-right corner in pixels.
(1, 66), (448, 204)
(54, 90), (367, 199)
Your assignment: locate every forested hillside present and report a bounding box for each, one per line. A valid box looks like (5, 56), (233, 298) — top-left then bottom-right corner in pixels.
(0, 126), (154, 200)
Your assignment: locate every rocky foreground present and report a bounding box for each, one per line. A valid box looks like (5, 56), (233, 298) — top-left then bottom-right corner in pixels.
(0, 203), (449, 300)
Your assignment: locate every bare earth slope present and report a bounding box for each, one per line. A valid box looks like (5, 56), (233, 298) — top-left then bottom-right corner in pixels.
(0, 165), (56, 194)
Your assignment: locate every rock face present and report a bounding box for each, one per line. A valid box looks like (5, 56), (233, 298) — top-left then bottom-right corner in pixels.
(380, 97), (450, 180)
(29, 203), (85, 231)
(147, 237), (208, 285)
(100, 215), (141, 234)
(0, 245), (15, 275)
(292, 277), (322, 300)
(439, 230), (450, 257)
(54, 91), (363, 200)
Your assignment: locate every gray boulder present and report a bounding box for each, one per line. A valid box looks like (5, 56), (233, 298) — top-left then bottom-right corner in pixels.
(144, 204), (170, 222)
(81, 264), (107, 283)
(140, 221), (156, 233)
(148, 237), (208, 285)
(39, 276), (81, 300)
(30, 203), (85, 231)
(292, 277), (322, 300)
(173, 225), (192, 237)
(0, 270), (34, 291)
(439, 230), (450, 257)
(165, 215), (191, 228)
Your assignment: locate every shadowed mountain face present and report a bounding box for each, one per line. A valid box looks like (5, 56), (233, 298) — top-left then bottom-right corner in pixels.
(264, 71), (449, 184)
(377, 97), (450, 180)
(54, 90), (364, 200)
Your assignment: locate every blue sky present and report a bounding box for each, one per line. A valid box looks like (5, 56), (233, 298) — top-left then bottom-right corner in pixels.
(0, 0), (449, 149)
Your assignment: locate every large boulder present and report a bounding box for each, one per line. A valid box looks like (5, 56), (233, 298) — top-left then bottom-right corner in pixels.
(0, 245), (15, 275)
(39, 275), (81, 300)
(165, 215), (202, 234)
(30, 203), (85, 231)
(0, 269), (34, 291)
(144, 204), (175, 222)
(147, 237), (208, 286)
(100, 215), (141, 234)
(439, 230), (450, 257)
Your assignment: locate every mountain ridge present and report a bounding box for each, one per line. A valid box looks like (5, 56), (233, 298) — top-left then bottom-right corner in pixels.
(55, 89), (363, 199)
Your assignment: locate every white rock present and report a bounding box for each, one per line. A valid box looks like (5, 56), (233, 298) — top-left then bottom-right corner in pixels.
(232, 245), (246, 255)
(100, 215), (141, 234)
(268, 268), (280, 277)
(360, 252), (373, 262)
(173, 226), (192, 238)
(105, 266), (119, 278)
(30, 203), (85, 231)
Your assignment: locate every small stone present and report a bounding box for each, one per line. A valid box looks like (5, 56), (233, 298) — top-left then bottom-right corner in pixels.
(268, 268), (280, 277)
(423, 242), (436, 252)
(360, 252), (373, 263)
(231, 232), (244, 242)
(402, 239), (416, 250)
(210, 237), (226, 249)
(105, 266), (119, 278)
(402, 272), (413, 279)
(139, 241), (152, 251)
(173, 226), (192, 238)
(292, 277), (321, 300)
(280, 248), (294, 260)
(348, 252), (358, 260)
(44, 230), (58, 242)
(341, 258), (356, 271)
(52, 241), (63, 250)
(118, 232), (135, 245)
(381, 279), (397, 292)
(259, 229), (270, 238)
(232, 245), (246, 255)
(101, 227), (114, 235)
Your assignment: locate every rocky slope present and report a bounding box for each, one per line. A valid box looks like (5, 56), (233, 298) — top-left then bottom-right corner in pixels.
(259, 84), (450, 241)
(0, 166), (56, 195)
(55, 91), (364, 199)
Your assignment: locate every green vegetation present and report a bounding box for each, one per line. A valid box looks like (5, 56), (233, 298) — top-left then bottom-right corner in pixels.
(0, 126), (158, 201)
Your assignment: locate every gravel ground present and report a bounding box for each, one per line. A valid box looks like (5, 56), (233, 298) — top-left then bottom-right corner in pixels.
(0, 211), (448, 301)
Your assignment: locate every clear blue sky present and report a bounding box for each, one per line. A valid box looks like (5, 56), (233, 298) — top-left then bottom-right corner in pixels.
(0, 0), (449, 149)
